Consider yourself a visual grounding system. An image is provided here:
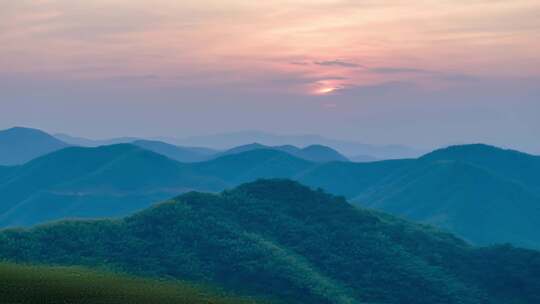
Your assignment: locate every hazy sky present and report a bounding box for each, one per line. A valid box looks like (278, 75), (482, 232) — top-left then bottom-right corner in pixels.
(1, 0), (539, 152)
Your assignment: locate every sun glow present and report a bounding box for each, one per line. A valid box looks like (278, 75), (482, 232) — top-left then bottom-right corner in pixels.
(315, 87), (336, 95)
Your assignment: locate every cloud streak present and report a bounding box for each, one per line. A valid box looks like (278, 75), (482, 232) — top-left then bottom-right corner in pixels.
(314, 60), (362, 68)
(369, 67), (433, 74)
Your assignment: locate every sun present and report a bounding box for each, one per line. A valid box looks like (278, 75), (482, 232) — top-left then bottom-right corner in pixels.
(315, 87), (336, 95)
(311, 81), (343, 95)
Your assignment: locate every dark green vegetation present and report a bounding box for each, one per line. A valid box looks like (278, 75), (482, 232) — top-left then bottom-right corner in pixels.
(0, 180), (539, 304)
(0, 127), (68, 165)
(0, 139), (539, 248)
(0, 262), (254, 304)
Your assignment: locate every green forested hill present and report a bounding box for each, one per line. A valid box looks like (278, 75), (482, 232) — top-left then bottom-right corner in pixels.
(0, 263), (255, 304)
(0, 180), (539, 304)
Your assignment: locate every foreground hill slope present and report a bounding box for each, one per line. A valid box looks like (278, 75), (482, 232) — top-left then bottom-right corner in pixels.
(0, 180), (539, 304)
(0, 263), (253, 304)
(0, 127), (68, 165)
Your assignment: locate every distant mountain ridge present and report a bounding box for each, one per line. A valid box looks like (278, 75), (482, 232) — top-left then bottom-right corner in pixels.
(55, 130), (350, 163)
(0, 128), (338, 164)
(0, 127), (68, 165)
(173, 130), (424, 159)
(130, 141), (349, 163)
(217, 143), (349, 162)
(55, 130), (424, 159)
(131, 140), (348, 163)
(54, 133), (140, 147)
(0, 179), (539, 304)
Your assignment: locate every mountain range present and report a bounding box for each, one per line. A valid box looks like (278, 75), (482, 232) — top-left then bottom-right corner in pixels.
(0, 127), (539, 249)
(1, 127), (349, 164)
(56, 129), (423, 159)
(170, 130), (425, 159)
(0, 179), (538, 304)
(132, 141), (349, 163)
(214, 143), (349, 162)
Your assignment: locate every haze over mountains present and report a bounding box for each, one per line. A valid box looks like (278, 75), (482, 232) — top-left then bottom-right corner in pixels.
(1, 179), (539, 304)
(169, 131), (425, 159)
(55, 129), (422, 160)
(1, 127), (350, 164)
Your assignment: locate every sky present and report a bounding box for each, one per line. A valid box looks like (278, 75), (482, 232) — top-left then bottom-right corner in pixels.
(1, 0), (539, 152)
